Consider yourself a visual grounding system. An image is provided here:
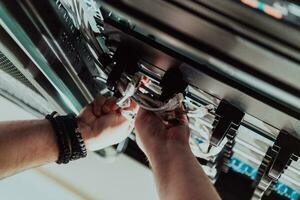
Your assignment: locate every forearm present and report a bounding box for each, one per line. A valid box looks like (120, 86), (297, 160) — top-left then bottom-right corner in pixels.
(149, 143), (221, 200)
(0, 119), (58, 179)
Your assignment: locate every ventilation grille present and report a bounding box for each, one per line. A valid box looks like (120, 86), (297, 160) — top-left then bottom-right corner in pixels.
(0, 51), (54, 116)
(0, 52), (40, 95)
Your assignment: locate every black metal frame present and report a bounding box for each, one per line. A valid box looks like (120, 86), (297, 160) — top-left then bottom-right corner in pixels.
(99, 0), (300, 139)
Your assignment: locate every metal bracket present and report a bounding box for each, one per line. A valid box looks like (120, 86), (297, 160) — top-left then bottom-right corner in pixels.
(252, 130), (300, 200)
(160, 67), (188, 102)
(208, 100), (244, 173)
(106, 40), (141, 90)
(210, 100), (245, 147)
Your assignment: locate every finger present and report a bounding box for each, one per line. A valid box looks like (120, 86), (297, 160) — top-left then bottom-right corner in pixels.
(93, 96), (107, 117)
(164, 118), (182, 129)
(123, 99), (139, 113)
(78, 102), (97, 124)
(175, 107), (189, 126)
(161, 111), (176, 121)
(170, 106), (190, 135)
(78, 102), (93, 116)
(102, 97), (118, 113)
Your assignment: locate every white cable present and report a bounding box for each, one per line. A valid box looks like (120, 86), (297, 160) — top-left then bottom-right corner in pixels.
(186, 101), (223, 157)
(116, 83), (135, 108)
(186, 103), (214, 118)
(134, 93), (184, 113)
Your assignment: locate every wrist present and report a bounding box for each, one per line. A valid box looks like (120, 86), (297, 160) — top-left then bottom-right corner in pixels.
(147, 142), (192, 167)
(76, 118), (93, 143)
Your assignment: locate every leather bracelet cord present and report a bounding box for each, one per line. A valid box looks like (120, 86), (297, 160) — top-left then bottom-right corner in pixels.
(46, 112), (71, 164)
(62, 114), (87, 160)
(45, 112), (87, 164)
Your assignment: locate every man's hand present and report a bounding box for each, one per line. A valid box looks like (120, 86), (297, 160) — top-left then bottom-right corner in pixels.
(135, 108), (221, 200)
(77, 96), (138, 151)
(135, 108), (190, 161)
(0, 95), (137, 179)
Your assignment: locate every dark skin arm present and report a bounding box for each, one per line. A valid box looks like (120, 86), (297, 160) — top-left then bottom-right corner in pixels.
(0, 96), (137, 179)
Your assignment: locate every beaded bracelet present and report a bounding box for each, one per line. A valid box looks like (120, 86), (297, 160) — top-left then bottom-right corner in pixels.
(45, 112), (87, 164)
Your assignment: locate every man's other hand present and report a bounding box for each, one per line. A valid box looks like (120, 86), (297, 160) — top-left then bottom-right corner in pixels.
(77, 96), (138, 151)
(134, 107), (190, 161)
